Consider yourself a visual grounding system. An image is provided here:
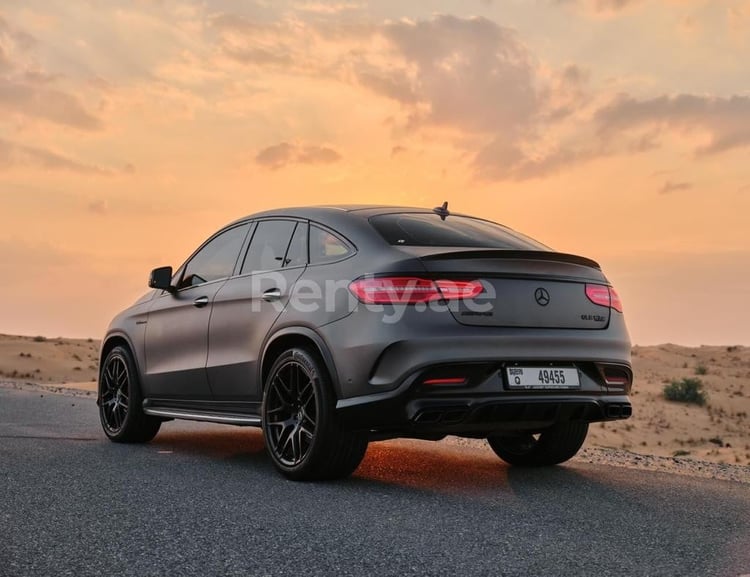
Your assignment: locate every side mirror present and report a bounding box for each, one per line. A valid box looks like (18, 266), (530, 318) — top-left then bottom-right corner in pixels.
(149, 266), (175, 293)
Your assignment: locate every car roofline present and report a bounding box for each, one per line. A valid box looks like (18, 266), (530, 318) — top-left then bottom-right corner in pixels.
(222, 204), (486, 228)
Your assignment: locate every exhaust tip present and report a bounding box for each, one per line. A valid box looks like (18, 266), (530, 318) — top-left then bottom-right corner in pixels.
(605, 405), (621, 418)
(604, 403), (632, 419)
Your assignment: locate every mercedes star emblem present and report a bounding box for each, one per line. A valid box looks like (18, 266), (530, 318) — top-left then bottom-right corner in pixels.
(534, 287), (550, 306)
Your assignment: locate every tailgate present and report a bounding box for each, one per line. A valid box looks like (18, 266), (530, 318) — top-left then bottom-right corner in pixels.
(412, 248), (611, 329)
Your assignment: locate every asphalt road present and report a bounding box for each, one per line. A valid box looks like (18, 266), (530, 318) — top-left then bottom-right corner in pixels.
(1, 388), (748, 577)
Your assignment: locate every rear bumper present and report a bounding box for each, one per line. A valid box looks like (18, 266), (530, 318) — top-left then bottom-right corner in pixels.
(337, 388), (632, 438)
(336, 358), (632, 438)
(321, 305), (632, 437)
(318, 308), (631, 398)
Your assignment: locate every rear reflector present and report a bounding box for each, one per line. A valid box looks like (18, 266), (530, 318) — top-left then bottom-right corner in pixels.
(422, 377), (468, 386)
(598, 364), (632, 387)
(349, 277), (482, 304)
(585, 284), (624, 313)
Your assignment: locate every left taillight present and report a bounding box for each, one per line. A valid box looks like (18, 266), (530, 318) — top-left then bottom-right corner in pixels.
(585, 284), (623, 313)
(349, 277), (483, 304)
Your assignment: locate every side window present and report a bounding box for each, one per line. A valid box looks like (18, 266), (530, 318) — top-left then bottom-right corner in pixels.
(179, 224), (250, 288)
(309, 225), (352, 264)
(284, 222), (308, 268)
(241, 220), (297, 274)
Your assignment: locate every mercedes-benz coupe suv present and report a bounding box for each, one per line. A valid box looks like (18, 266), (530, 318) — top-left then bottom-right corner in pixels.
(98, 204), (633, 480)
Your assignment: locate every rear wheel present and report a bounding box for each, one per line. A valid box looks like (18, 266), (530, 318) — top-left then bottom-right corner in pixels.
(487, 421), (588, 466)
(99, 346), (161, 443)
(262, 347), (368, 481)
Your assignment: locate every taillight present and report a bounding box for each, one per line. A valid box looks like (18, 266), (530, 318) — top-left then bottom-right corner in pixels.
(585, 284), (623, 313)
(349, 277), (483, 304)
(609, 287), (623, 313)
(434, 279), (483, 300)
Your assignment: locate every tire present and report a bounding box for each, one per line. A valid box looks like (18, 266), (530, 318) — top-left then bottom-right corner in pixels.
(487, 421), (588, 467)
(99, 345), (161, 443)
(262, 347), (368, 481)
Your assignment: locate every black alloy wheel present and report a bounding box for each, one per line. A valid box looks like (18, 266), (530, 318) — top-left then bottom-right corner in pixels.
(264, 359), (318, 467)
(262, 347), (368, 481)
(98, 346), (161, 443)
(100, 352), (130, 434)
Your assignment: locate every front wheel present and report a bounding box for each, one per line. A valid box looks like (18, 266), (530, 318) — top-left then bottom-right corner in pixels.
(487, 421), (588, 467)
(262, 347), (368, 481)
(99, 346), (161, 443)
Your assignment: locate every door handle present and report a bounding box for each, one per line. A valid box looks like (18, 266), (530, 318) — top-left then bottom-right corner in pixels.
(193, 296), (209, 308)
(262, 288), (282, 302)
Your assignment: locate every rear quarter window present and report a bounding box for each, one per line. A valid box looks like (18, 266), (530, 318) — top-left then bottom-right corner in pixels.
(309, 225), (353, 264)
(369, 213), (549, 250)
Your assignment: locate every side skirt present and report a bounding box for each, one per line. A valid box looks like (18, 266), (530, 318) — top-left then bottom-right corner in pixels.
(142, 398), (262, 427)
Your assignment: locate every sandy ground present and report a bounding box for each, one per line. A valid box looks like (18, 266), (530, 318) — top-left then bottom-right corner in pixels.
(0, 334), (100, 384)
(587, 344), (749, 466)
(1, 334), (748, 467)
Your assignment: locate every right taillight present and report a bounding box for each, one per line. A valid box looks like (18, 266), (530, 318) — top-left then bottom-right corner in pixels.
(609, 287), (623, 313)
(585, 284), (623, 313)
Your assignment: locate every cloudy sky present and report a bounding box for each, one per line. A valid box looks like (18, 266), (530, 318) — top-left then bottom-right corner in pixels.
(1, 0), (749, 345)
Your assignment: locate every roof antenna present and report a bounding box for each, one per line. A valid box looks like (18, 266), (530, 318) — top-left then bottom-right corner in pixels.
(433, 201), (450, 221)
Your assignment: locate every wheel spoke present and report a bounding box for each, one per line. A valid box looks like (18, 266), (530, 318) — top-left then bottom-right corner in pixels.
(299, 381), (314, 405)
(290, 426), (301, 463)
(104, 365), (117, 393)
(273, 374), (294, 405)
(300, 406), (316, 427)
(299, 425), (314, 440)
(278, 426), (294, 457)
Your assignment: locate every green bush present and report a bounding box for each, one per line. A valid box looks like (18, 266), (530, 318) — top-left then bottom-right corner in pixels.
(694, 364), (708, 375)
(663, 377), (707, 406)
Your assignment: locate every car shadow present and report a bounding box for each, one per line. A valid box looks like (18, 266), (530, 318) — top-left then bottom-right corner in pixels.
(148, 426), (614, 499)
(150, 426), (267, 463)
(353, 438), (608, 500)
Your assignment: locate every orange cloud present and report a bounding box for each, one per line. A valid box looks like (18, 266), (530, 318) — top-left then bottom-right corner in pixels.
(658, 180), (692, 194)
(0, 138), (110, 174)
(256, 142), (342, 169)
(595, 94), (750, 156)
(0, 16), (102, 130)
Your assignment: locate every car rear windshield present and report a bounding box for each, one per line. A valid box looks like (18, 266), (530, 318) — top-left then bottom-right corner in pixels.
(369, 213), (550, 250)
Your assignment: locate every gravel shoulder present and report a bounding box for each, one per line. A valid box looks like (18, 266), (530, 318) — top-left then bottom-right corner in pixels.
(3, 378), (748, 485)
(447, 436), (750, 485)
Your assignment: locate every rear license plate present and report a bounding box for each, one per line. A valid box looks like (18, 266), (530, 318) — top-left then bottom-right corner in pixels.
(505, 367), (580, 390)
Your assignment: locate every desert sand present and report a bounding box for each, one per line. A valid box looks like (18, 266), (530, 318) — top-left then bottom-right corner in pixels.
(1, 334), (748, 466)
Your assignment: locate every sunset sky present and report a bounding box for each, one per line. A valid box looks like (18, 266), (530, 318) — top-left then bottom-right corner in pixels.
(1, 0), (749, 345)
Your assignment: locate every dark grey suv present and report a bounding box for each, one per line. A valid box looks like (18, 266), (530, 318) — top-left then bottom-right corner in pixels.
(98, 204), (632, 480)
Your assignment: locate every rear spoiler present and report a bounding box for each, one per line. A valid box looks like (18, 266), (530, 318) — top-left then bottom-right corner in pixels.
(418, 249), (601, 270)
